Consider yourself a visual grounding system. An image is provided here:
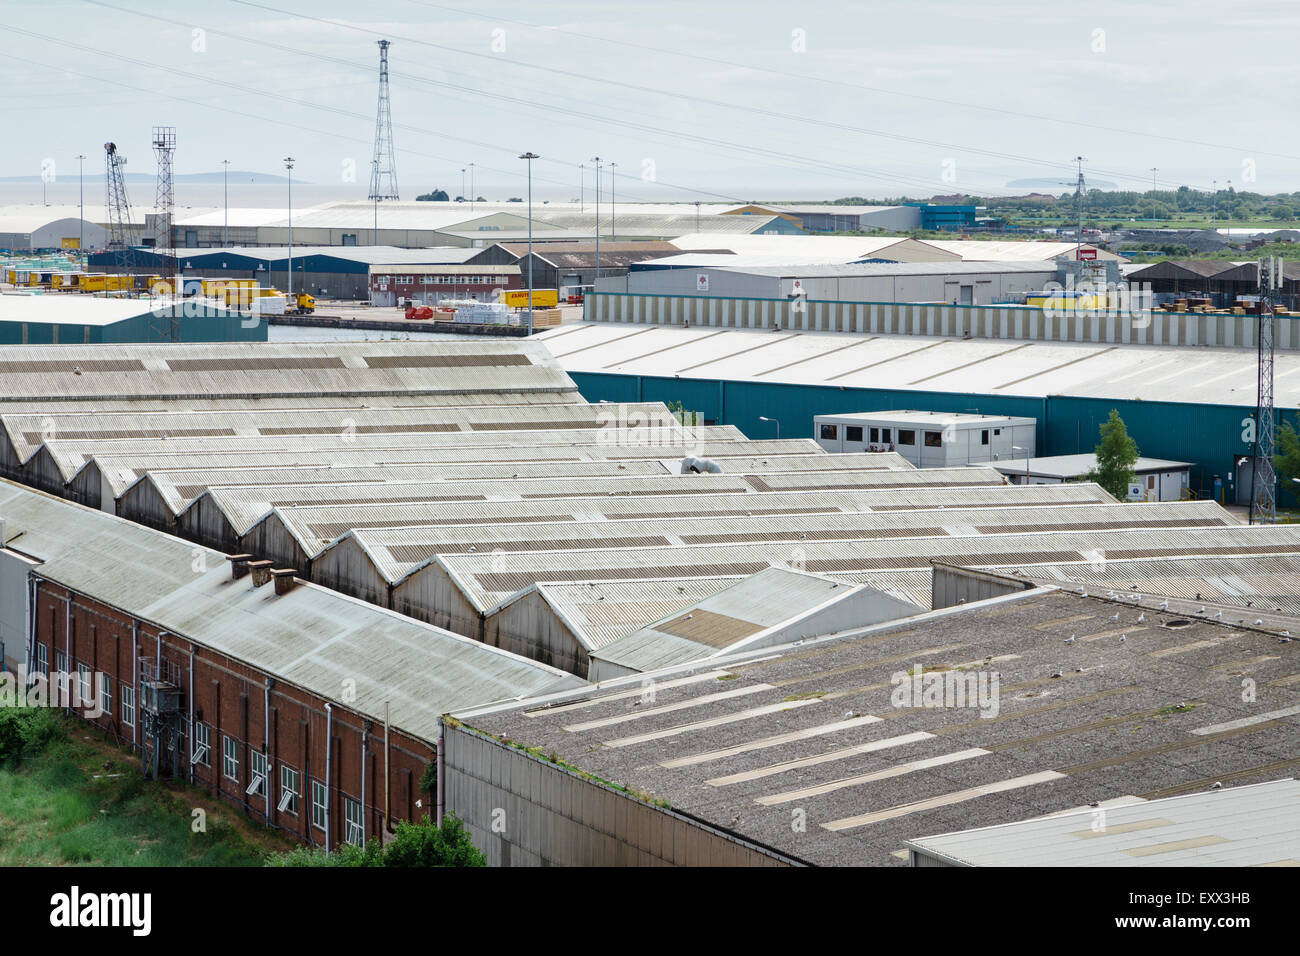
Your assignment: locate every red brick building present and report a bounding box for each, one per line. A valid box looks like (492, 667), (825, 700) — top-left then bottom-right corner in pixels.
(368, 265), (521, 307)
(2, 480), (585, 848)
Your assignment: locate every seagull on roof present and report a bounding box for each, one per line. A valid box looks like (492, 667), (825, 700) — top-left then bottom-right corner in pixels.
(1051, 670), (1063, 678)
(1255, 619), (1264, 626)
(1159, 599), (1169, 611)
(1210, 781), (1223, 790)
(1064, 635), (1076, 645)
(1109, 611), (1120, 622)
(1197, 606), (1207, 614)
(1119, 634), (1126, 643)
(1212, 609), (1223, 620)
(1137, 612), (1145, 623)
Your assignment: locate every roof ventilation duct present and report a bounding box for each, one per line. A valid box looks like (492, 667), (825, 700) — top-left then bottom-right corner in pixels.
(680, 456), (723, 474)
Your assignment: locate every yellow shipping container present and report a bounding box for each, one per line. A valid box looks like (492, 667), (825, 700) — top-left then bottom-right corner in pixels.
(500, 288), (559, 309)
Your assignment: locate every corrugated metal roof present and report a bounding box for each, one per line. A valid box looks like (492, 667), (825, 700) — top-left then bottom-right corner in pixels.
(457, 586), (1300, 866)
(543, 323), (1278, 406)
(346, 500), (1231, 585)
(667, 233), (952, 261)
(0, 340), (573, 402)
(45, 425), (750, 480)
(905, 778), (1300, 867)
(116, 451), (903, 510)
(591, 567), (920, 673)
(268, 481), (1117, 559)
(989, 454), (1193, 479)
(0, 295), (164, 327)
(197, 465), (1008, 537)
(136, 459), (681, 514)
(174, 245), (479, 266)
(437, 522), (1300, 613)
(983, 552), (1300, 618)
(6, 400), (669, 464)
(0, 480), (584, 742)
(531, 577), (743, 651)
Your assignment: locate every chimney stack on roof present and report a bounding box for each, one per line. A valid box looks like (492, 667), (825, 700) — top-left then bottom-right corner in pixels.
(247, 560), (274, 587)
(227, 553), (254, 580)
(271, 568), (299, 596)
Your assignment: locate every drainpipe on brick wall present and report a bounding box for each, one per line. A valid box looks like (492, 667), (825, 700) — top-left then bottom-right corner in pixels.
(383, 701), (391, 832)
(436, 719), (445, 826)
(25, 575), (37, 682)
(187, 648), (194, 781)
(265, 678), (274, 821)
(132, 622), (139, 749)
(63, 597), (71, 714)
(361, 721), (371, 850)
(324, 702), (333, 854)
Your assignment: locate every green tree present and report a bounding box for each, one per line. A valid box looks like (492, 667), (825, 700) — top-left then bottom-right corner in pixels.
(416, 188), (450, 202)
(267, 812), (485, 867)
(1275, 415), (1300, 487)
(1087, 409), (1140, 500)
(382, 814), (486, 867)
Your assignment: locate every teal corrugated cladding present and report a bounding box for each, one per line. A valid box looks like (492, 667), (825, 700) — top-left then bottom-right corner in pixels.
(4, 307), (266, 346)
(569, 371), (1293, 501)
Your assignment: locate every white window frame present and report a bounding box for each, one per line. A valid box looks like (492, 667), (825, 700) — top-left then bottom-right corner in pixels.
(344, 796), (363, 846)
(246, 749), (267, 797)
(222, 735), (239, 782)
(191, 722), (211, 766)
(55, 651), (69, 698)
(98, 672), (112, 716)
(77, 664), (92, 708)
(34, 642), (48, 676)
(279, 765), (299, 815)
(310, 780), (327, 831)
(121, 684), (135, 728)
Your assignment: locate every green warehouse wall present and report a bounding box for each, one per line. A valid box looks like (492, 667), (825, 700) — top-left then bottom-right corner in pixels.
(0, 309), (267, 345)
(569, 371), (1298, 505)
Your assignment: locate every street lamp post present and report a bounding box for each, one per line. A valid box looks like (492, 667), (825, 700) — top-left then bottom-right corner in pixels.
(372, 160), (379, 247)
(609, 161), (617, 242)
(519, 152), (539, 331)
(76, 154), (86, 252)
(221, 159), (230, 247)
(468, 162), (475, 213)
(284, 157), (295, 299)
(759, 416), (780, 439)
(590, 155), (601, 290)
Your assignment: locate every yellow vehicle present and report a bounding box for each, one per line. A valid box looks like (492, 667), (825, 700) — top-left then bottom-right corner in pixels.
(287, 292), (315, 315)
(500, 288), (559, 309)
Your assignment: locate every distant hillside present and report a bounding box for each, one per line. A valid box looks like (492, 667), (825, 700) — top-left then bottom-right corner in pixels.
(1007, 177), (1118, 190)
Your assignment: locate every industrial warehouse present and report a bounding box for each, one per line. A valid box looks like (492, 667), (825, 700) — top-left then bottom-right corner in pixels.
(5, 0), (1300, 905)
(0, 330), (1297, 873)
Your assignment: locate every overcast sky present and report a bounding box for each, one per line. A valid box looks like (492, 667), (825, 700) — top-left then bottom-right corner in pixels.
(4, 0), (1299, 203)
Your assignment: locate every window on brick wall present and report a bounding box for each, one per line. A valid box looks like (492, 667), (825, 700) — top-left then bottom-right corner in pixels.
(78, 664), (92, 709)
(222, 735), (239, 782)
(55, 651), (68, 698)
(98, 672), (112, 716)
(246, 750), (267, 797)
(344, 796), (363, 846)
(121, 684), (135, 728)
(34, 643), (48, 676)
(279, 766), (299, 815)
(311, 780), (327, 830)
(191, 722), (210, 766)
